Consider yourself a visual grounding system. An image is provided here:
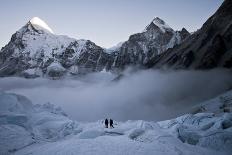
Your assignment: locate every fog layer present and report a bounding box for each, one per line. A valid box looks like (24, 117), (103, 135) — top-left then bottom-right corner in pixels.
(0, 69), (231, 121)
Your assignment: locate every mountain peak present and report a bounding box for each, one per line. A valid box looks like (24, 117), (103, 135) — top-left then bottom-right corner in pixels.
(152, 17), (165, 25)
(151, 17), (172, 32)
(29, 17), (54, 34)
(144, 17), (173, 33)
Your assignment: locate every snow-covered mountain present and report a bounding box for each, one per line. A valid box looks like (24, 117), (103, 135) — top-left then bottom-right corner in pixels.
(146, 0), (232, 69)
(0, 17), (113, 78)
(111, 17), (190, 70)
(0, 16), (189, 78)
(0, 90), (231, 154)
(1, 0), (231, 78)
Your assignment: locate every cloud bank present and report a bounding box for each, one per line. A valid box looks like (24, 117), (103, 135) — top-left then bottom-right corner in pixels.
(0, 69), (231, 121)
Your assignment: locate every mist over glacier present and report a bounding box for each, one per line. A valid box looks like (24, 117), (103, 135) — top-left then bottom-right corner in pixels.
(0, 68), (231, 121)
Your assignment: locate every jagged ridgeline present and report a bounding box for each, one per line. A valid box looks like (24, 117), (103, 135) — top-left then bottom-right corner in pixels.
(0, 16), (189, 78)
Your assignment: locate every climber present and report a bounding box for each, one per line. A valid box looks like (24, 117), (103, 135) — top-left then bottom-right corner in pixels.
(104, 118), (108, 128)
(110, 119), (114, 128)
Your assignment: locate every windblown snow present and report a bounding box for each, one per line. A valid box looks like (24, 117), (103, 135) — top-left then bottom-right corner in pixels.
(0, 89), (231, 155)
(30, 17), (54, 34)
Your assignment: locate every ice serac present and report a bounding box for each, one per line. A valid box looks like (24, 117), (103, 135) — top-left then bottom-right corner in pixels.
(111, 17), (190, 71)
(0, 17), (114, 78)
(146, 0), (232, 69)
(0, 92), (79, 154)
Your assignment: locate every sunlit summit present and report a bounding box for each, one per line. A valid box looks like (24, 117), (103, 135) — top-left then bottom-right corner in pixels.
(29, 17), (54, 34)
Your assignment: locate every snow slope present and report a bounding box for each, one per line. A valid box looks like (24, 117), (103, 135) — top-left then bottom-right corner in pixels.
(15, 114), (231, 155)
(0, 90), (232, 155)
(191, 90), (232, 115)
(14, 122), (221, 155)
(16, 21), (77, 57)
(0, 92), (79, 154)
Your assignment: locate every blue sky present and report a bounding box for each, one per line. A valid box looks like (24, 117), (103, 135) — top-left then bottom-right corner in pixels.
(0, 0), (223, 48)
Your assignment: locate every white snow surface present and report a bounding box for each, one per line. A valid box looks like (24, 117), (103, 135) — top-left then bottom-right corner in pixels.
(0, 90), (232, 155)
(30, 17), (54, 34)
(19, 31), (76, 58)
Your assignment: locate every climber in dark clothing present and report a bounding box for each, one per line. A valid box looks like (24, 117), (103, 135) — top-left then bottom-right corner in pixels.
(110, 119), (114, 128)
(104, 119), (108, 128)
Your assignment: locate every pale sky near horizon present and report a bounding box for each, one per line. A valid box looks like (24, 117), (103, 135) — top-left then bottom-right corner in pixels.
(0, 0), (223, 48)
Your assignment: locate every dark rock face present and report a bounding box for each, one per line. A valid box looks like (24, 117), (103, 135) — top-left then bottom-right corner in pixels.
(111, 17), (190, 70)
(146, 0), (232, 69)
(179, 28), (190, 41)
(198, 34), (226, 69)
(0, 21), (114, 78)
(76, 41), (114, 73)
(181, 51), (195, 68)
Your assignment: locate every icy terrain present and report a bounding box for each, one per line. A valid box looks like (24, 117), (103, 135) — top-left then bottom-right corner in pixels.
(0, 89), (231, 155)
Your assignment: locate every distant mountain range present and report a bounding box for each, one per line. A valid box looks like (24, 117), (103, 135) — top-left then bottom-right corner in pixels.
(0, 0), (231, 78)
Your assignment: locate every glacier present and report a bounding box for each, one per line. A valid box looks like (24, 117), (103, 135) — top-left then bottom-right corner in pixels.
(0, 90), (231, 155)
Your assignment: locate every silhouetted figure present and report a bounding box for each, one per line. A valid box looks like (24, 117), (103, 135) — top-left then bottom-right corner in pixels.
(110, 119), (114, 128)
(104, 119), (108, 128)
